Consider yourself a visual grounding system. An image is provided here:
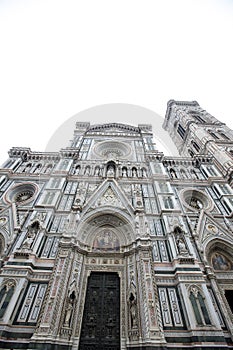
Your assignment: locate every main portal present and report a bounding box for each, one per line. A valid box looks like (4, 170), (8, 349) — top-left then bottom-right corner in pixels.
(79, 272), (120, 350)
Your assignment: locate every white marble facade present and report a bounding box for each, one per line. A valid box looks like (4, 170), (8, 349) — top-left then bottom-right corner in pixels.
(0, 100), (233, 349)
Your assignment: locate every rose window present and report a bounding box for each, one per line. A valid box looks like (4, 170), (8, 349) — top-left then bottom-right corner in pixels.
(5, 183), (38, 204)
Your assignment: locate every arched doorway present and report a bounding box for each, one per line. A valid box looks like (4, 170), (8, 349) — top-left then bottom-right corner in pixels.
(75, 211), (134, 350)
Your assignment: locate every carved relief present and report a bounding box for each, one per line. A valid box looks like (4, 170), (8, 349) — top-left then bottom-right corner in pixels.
(96, 187), (123, 208)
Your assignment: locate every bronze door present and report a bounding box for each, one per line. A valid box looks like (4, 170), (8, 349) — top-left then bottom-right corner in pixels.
(79, 272), (120, 350)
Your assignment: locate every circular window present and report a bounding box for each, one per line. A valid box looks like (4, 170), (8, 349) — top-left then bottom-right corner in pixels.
(14, 190), (34, 203)
(93, 141), (131, 160)
(5, 183), (38, 204)
(187, 196), (203, 210)
(180, 188), (214, 211)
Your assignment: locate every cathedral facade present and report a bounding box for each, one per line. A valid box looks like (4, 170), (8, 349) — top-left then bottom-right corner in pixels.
(0, 100), (233, 350)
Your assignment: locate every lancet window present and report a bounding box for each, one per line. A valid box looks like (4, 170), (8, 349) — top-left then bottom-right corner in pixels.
(192, 141), (200, 152)
(0, 281), (15, 318)
(218, 132), (230, 140)
(191, 113), (205, 124)
(189, 287), (211, 326)
(177, 124), (186, 139)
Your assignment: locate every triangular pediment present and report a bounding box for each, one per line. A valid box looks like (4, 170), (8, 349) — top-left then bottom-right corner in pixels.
(82, 179), (134, 215)
(196, 210), (233, 248)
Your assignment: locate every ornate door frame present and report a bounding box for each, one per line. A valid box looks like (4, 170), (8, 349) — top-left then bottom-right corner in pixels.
(75, 258), (127, 350)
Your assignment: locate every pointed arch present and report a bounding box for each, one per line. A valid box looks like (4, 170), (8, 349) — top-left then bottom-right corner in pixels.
(187, 285), (211, 326)
(169, 168), (177, 179)
(106, 161), (116, 177)
(77, 209), (135, 248)
(205, 239), (233, 271)
(180, 168), (188, 179)
(0, 279), (16, 318)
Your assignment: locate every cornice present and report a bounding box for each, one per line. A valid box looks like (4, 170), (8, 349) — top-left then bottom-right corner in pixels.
(8, 147), (79, 161)
(163, 155), (213, 167)
(9, 147), (60, 161)
(87, 122), (140, 133)
(59, 148), (79, 159)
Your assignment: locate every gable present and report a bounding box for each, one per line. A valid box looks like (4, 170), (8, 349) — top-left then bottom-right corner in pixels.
(82, 179), (134, 215)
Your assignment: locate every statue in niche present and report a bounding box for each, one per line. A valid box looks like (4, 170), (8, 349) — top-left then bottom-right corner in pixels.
(74, 165), (80, 175)
(94, 167), (100, 176)
(84, 166), (90, 175)
(122, 167), (128, 177)
(132, 168), (137, 177)
(107, 165), (115, 177)
(64, 291), (76, 327)
(21, 221), (40, 251)
(212, 252), (231, 271)
(130, 270), (135, 282)
(177, 238), (189, 256)
(129, 292), (138, 328)
(141, 168), (147, 177)
(21, 234), (34, 250)
(174, 226), (189, 256)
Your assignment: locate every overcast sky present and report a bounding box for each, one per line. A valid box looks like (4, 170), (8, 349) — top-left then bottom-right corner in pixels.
(0, 0), (233, 164)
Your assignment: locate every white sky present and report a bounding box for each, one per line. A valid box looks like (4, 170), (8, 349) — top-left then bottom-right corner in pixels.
(0, 0), (233, 164)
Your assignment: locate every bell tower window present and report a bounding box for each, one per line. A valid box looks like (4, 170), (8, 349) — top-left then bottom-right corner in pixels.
(189, 111), (205, 124)
(209, 132), (219, 139)
(219, 132), (230, 140)
(177, 124), (186, 139)
(192, 141), (200, 152)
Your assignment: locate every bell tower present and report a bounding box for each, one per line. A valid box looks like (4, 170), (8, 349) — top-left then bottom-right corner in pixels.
(163, 100), (233, 181)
